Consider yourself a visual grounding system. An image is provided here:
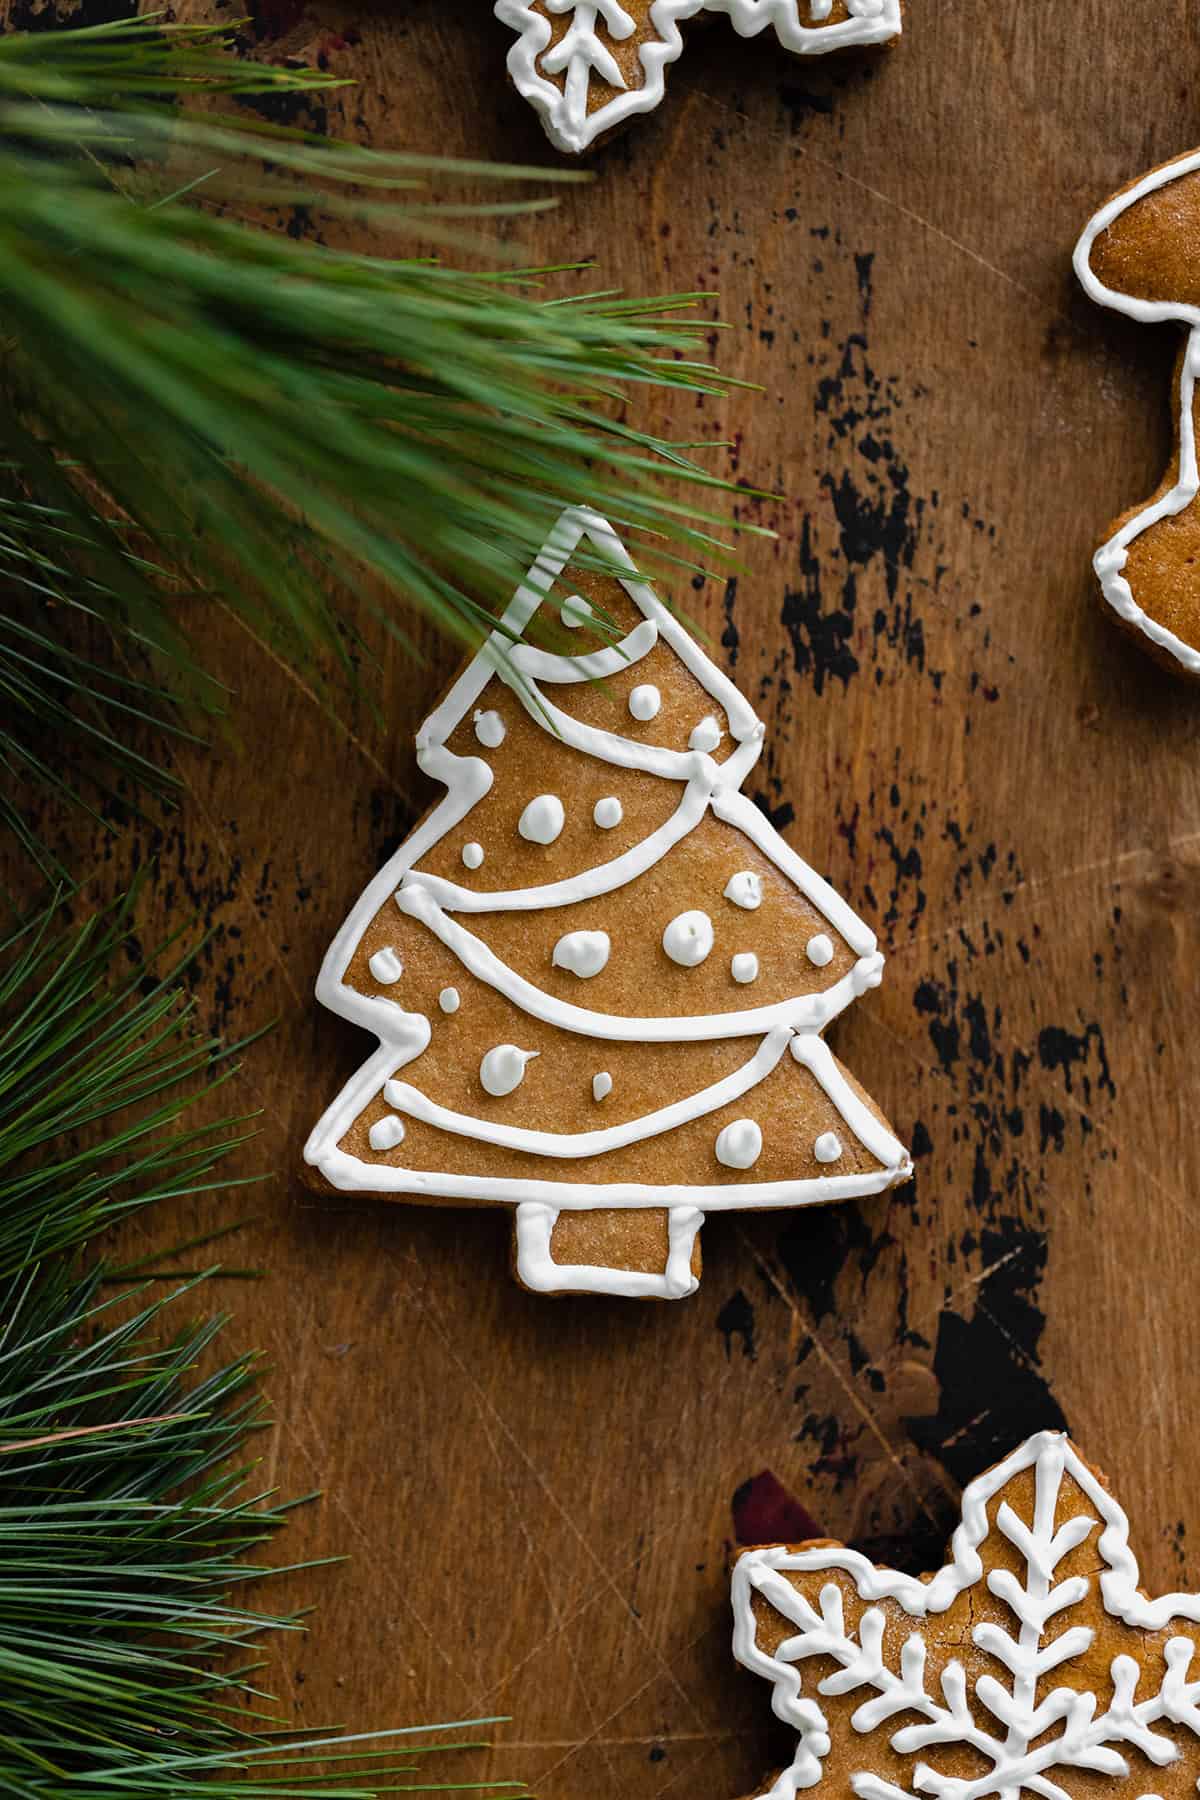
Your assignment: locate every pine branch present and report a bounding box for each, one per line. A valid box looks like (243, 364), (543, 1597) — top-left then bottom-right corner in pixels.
(0, 485), (209, 882)
(0, 889), (253, 1275)
(0, 18), (759, 730)
(0, 1258), (525, 1798)
(0, 889), (525, 1796)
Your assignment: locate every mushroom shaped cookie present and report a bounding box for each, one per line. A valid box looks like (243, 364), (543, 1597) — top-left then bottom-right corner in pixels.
(1076, 149), (1200, 678)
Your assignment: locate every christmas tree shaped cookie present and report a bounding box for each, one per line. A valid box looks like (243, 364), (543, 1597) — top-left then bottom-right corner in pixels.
(1075, 149), (1200, 678)
(732, 1431), (1200, 1800)
(304, 508), (910, 1299)
(494, 0), (902, 155)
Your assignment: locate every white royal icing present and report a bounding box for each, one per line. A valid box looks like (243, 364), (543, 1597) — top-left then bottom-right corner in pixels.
(462, 841), (485, 870)
(1075, 151), (1200, 677)
(518, 794), (565, 844)
(368, 1114), (406, 1151)
(368, 947), (403, 985)
(480, 1044), (538, 1097)
(560, 592), (594, 628)
(473, 708), (506, 748)
(732, 1430), (1200, 1800)
(725, 870), (763, 910)
(806, 932), (834, 967)
(663, 909), (714, 968)
(690, 714), (723, 752)
(552, 929), (611, 978)
(813, 1129), (841, 1164)
(344, 1034), (904, 1205)
(592, 1071), (613, 1101)
(715, 1117), (761, 1168)
(593, 795), (623, 829)
(438, 986), (461, 1014)
(628, 683), (661, 722)
(731, 952), (759, 985)
(304, 507), (909, 1300)
(494, 0), (903, 156)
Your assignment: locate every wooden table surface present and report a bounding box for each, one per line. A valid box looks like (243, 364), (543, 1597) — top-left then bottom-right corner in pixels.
(25, 1), (1200, 1794)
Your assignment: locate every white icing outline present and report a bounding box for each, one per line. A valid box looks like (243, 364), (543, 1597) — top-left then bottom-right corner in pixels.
(494, 0), (902, 155)
(732, 1430), (1200, 1800)
(1074, 150), (1200, 677)
(305, 507), (908, 1298)
(516, 1201), (704, 1297)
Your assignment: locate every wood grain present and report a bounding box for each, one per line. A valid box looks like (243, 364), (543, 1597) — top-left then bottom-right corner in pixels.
(9, 1), (1200, 1795)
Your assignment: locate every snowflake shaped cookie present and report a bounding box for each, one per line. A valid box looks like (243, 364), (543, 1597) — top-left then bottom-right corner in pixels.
(733, 1431), (1200, 1800)
(494, 0), (902, 154)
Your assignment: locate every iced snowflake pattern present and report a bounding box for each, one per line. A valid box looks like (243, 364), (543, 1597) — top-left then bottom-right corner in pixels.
(732, 1433), (1200, 1800)
(494, 0), (902, 153)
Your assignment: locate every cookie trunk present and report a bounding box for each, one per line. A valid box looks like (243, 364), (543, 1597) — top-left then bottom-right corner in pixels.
(513, 1201), (703, 1298)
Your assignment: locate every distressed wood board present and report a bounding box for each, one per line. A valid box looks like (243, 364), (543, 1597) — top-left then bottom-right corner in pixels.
(10, 1), (1200, 1795)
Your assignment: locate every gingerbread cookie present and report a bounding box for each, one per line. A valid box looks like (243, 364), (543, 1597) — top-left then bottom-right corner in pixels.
(493, 0), (902, 155)
(304, 506), (910, 1299)
(1075, 149), (1200, 679)
(732, 1430), (1200, 1800)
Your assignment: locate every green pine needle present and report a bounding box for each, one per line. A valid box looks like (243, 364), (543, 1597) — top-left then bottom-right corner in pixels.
(0, 1259), (525, 1798)
(0, 486), (209, 882)
(0, 891), (524, 1795)
(0, 889), (251, 1275)
(0, 17), (762, 724)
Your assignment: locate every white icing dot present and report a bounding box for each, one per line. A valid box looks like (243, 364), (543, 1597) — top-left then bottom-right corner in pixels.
(628, 684), (661, 722)
(814, 1131), (843, 1164)
(438, 986), (460, 1014)
(552, 929), (611, 979)
(592, 1071), (613, 1102)
(593, 796), (623, 830)
(689, 714), (723, 753)
(663, 909), (714, 968)
(724, 871), (763, 911)
(518, 794), (565, 845)
(561, 593), (594, 628)
(716, 1118), (762, 1170)
(480, 1044), (538, 1097)
(368, 947), (403, 985)
(462, 841), (484, 870)
(806, 933), (835, 967)
(369, 1114), (406, 1152)
(473, 709), (505, 749)
(731, 952), (759, 985)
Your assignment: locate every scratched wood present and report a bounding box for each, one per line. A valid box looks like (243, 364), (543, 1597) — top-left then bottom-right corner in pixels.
(10, 0), (1200, 1794)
